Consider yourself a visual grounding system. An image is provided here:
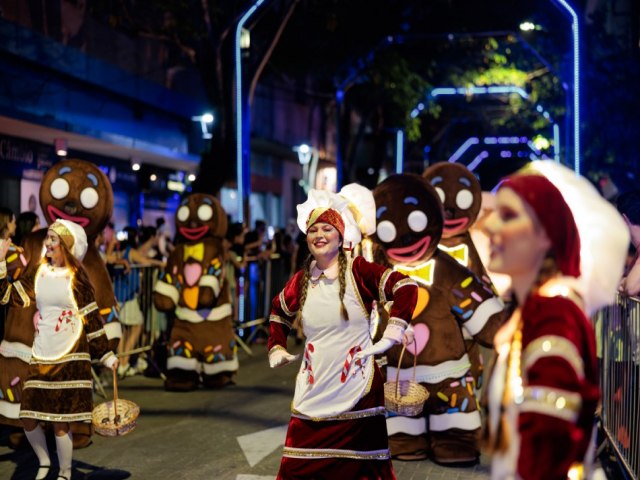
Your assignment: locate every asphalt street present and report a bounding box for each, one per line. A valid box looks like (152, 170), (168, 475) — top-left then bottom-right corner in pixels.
(0, 342), (491, 480)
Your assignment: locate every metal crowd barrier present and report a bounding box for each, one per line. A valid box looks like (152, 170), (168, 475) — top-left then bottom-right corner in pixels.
(235, 254), (289, 350)
(596, 293), (640, 480)
(110, 264), (166, 380)
(107, 254), (288, 367)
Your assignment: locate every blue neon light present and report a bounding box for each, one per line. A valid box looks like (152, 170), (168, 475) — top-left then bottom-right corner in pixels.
(396, 129), (404, 173)
(467, 151), (489, 171)
(432, 85), (529, 100)
(447, 136), (539, 163)
(235, 0), (265, 224)
(553, 0), (580, 174)
(553, 123), (560, 162)
(448, 137), (480, 163)
(422, 86), (557, 140)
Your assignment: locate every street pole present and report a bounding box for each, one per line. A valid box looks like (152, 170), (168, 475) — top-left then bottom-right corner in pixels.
(235, 0), (267, 224)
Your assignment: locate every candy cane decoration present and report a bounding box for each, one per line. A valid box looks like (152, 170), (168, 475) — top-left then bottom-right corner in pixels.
(341, 345), (363, 383)
(304, 343), (315, 385)
(55, 310), (73, 332)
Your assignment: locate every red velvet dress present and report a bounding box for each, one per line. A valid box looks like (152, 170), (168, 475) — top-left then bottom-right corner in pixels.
(487, 288), (600, 480)
(269, 255), (417, 480)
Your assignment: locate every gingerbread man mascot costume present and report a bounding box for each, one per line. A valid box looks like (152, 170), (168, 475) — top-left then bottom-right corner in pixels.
(154, 193), (236, 390)
(0, 159), (120, 448)
(423, 162), (506, 390)
(372, 173), (504, 465)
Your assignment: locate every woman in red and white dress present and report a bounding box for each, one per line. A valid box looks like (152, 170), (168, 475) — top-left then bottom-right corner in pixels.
(268, 190), (417, 479)
(482, 161), (628, 480)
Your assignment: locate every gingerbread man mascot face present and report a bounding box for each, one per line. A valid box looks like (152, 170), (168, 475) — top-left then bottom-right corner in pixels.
(39, 159), (113, 236)
(372, 174), (443, 267)
(423, 162), (481, 239)
(175, 193), (227, 243)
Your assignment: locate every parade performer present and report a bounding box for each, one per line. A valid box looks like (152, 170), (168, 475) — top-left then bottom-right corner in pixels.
(154, 193), (236, 390)
(423, 162), (506, 390)
(0, 219), (118, 480)
(268, 189), (417, 479)
(372, 173), (504, 465)
(0, 159), (120, 449)
(483, 161), (628, 480)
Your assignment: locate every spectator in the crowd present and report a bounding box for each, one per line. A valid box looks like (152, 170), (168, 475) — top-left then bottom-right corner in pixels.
(95, 227), (130, 273)
(0, 207), (16, 241)
(617, 190), (640, 296)
(224, 223), (247, 319)
(14, 211), (40, 246)
(290, 231), (310, 278)
(115, 226), (164, 378)
(271, 228), (292, 295)
(0, 207), (16, 339)
(155, 217), (174, 261)
(244, 219), (272, 259)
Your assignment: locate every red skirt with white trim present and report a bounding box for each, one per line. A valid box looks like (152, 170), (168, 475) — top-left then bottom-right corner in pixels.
(277, 365), (395, 480)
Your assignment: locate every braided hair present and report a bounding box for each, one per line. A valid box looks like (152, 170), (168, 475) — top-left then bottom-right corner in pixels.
(337, 249), (349, 320)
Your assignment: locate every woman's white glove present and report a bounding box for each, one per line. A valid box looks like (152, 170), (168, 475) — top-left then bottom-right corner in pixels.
(268, 348), (300, 368)
(354, 337), (395, 360)
(354, 318), (408, 361)
(102, 353), (119, 370)
(402, 323), (415, 345)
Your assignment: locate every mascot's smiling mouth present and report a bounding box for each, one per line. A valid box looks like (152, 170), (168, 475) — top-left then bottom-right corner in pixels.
(47, 205), (90, 227)
(443, 217), (469, 233)
(387, 236), (431, 263)
(179, 225), (209, 241)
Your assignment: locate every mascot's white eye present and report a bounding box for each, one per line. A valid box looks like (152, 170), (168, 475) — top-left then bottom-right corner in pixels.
(50, 178), (70, 200)
(435, 187), (445, 204)
(198, 204), (213, 221)
(376, 220), (396, 243)
(407, 210), (428, 232)
(80, 187), (99, 209)
(177, 206), (190, 222)
(456, 189), (474, 210)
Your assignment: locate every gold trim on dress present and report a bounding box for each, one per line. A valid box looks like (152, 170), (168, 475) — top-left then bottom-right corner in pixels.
(291, 406), (386, 422)
(279, 290), (295, 317)
(523, 335), (585, 379)
(269, 315), (292, 329)
(24, 380), (93, 390)
(392, 277), (417, 294)
(348, 258), (369, 318)
(34, 353), (91, 365)
(378, 269), (393, 304)
(520, 386), (581, 422)
(282, 446), (390, 460)
(20, 410), (92, 422)
(388, 318), (408, 329)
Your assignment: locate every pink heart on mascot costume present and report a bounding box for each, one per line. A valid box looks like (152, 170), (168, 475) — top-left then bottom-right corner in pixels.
(183, 263), (202, 287)
(406, 323), (430, 356)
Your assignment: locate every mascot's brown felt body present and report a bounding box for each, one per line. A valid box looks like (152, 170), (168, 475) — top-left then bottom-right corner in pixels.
(372, 174), (504, 465)
(423, 162), (506, 389)
(0, 159), (120, 448)
(154, 193), (237, 391)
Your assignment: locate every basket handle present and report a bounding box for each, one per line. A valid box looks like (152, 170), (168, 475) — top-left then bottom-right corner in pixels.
(394, 339), (418, 400)
(111, 368), (119, 426)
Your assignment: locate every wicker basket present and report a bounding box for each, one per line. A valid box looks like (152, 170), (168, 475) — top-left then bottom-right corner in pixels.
(92, 368), (140, 437)
(384, 342), (429, 416)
